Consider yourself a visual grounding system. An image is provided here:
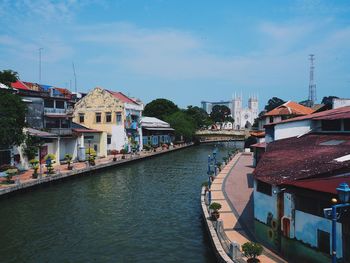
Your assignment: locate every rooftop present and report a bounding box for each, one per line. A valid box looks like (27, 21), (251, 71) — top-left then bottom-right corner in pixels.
(254, 133), (350, 185)
(264, 101), (314, 117)
(107, 90), (139, 105)
(265, 105), (350, 127)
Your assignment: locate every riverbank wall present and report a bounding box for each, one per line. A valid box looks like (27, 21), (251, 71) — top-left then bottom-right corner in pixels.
(0, 144), (194, 197)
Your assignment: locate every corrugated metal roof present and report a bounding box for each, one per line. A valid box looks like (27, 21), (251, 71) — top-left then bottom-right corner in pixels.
(254, 133), (350, 185)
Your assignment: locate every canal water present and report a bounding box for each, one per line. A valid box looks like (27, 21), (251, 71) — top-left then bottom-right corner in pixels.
(0, 143), (235, 263)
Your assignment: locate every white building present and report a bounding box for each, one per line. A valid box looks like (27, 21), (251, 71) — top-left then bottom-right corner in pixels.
(201, 94), (259, 130)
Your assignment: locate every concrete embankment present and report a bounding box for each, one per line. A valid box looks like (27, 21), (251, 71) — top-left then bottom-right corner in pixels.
(0, 144), (193, 197)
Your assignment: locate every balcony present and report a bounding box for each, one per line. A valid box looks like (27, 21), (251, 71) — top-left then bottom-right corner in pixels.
(44, 108), (67, 115)
(47, 128), (73, 136)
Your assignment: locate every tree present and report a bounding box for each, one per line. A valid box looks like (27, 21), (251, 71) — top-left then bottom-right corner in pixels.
(143, 98), (179, 120)
(264, 97), (285, 112)
(0, 70), (19, 87)
(0, 90), (26, 149)
(244, 136), (258, 148)
(185, 106), (212, 129)
(321, 96), (339, 107)
(165, 111), (196, 142)
(210, 105), (231, 123)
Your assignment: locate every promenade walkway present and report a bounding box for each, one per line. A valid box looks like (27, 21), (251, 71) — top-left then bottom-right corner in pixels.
(0, 144), (191, 195)
(210, 152), (286, 263)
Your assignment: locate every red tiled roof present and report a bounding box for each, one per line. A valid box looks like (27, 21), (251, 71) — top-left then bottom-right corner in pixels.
(264, 101), (314, 117)
(11, 80), (30, 90)
(107, 90), (139, 105)
(265, 106), (350, 127)
(254, 133), (350, 185)
(285, 176), (350, 194)
(250, 131), (266, 138)
(250, 142), (267, 148)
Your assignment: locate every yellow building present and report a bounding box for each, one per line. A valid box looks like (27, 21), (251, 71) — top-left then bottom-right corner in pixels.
(73, 87), (143, 153)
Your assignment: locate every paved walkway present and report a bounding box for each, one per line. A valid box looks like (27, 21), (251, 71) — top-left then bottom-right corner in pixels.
(211, 152), (286, 263)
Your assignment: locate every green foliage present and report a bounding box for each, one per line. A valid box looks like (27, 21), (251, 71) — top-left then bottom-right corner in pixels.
(119, 149), (127, 155)
(244, 136), (258, 148)
(185, 106), (212, 129)
(44, 154), (56, 161)
(5, 168), (18, 183)
(242, 242), (263, 260)
(210, 105), (231, 123)
(22, 134), (43, 160)
(0, 69), (19, 86)
(0, 90), (26, 148)
(64, 154), (73, 161)
(165, 111), (196, 142)
(264, 97), (285, 112)
(143, 98), (179, 120)
(143, 144), (151, 151)
(202, 181), (209, 187)
(209, 202), (222, 211)
(85, 148), (96, 157)
(29, 159), (39, 176)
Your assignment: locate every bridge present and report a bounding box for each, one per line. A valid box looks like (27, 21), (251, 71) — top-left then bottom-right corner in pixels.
(195, 129), (248, 144)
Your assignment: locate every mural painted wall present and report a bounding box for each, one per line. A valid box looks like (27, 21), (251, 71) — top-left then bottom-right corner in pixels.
(295, 210), (343, 258)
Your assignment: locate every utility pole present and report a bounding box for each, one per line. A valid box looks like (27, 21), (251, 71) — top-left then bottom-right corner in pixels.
(72, 62), (77, 93)
(38, 48), (43, 84)
(308, 54), (316, 106)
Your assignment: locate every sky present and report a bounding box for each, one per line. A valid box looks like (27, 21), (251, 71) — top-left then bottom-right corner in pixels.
(1, 0), (350, 109)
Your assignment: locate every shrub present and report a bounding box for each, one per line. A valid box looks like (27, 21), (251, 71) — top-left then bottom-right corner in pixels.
(120, 149), (127, 155)
(0, 164), (16, 172)
(5, 168), (18, 183)
(209, 202), (222, 211)
(85, 148), (96, 157)
(110, 149), (119, 156)
(202, 181), (209, 187)
(242, 242), (263, 262)
(143, 144), (151, 151)
(44, 154), (56, 162)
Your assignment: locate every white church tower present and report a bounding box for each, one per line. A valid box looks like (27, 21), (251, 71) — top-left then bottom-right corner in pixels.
(231, 93), (258, 130)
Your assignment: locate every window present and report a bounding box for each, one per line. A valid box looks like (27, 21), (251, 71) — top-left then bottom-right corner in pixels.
(256, 180), (272, 196)
(344, 119), (350, 131)
(295, 195), (331, 217)
(79, 114), (84, 123)
(107, 136), (111, 145)
(96, 113), (101, 123)
(106, 112), (112, 123)
(321, 120), (341, 131)
(269, 116), (274, 123)
(55, 100), (65, 109)
(317, 230), (330, 254)
(44, 99), (54, 108)
(116, 112), (122, 125)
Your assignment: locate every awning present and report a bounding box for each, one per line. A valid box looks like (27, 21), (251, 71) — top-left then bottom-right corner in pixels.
(144, 127), (175, 131)
(26, 127), (57, 138)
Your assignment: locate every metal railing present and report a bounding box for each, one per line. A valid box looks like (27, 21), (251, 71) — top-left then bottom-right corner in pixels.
(48, 128), (73, 136)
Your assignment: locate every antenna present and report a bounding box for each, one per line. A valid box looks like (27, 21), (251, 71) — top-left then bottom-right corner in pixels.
(38, 48), (43, 83)
(72, 62), (77, 93)
(308, 54), (316, 106)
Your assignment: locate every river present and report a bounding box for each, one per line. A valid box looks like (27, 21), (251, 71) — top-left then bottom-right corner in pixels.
(0, 143), (235, 263)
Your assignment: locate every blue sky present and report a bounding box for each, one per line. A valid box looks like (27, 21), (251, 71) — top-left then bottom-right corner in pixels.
(1, 0), (350, 109)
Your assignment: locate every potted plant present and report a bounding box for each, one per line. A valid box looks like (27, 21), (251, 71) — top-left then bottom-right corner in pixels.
(44, 154), (56, 174)
(209, 202), (222, 221)
(208, 170), (215, 181)
(5, 168), (18, 184)
(85, 148), (96, 165)
(202, 181), (209, 193)
(216, 161), (222, 172)
(223, 156), (228, 164)
(242, 242), (263, 263)
(143, 144), (151, 152)
(64, 154), (73, 170)
(111, 149), (119, 161)
(120, 149), (127, 159)
(29, 159), (39, 178)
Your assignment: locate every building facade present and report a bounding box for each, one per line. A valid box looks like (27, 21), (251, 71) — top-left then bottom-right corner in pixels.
(73, 87), (143, 153)
(140, 117), (174, 147)
(201, 94), (258, 130)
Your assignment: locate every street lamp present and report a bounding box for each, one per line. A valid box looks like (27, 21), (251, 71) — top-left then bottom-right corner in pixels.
(324, 182), (350, 263)
(207, 147), (219, 205)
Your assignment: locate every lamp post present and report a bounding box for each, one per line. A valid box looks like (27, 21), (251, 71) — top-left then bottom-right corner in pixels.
(327, 182), (350, 263)
(88, 139), (91, 167)
(207, 148), (219, 204)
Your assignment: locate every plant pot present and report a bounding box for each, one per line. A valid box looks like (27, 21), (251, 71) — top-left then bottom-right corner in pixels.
(122, 155), (125, 159)
(211, 211), (220, 221)
(113, 157), (117, 161)
(68, 165), (73, 170)
(247, 258), (260, 263)
(32, 173), (38, 179)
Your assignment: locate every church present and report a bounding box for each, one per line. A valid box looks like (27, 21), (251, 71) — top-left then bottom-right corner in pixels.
(201, 94), (258, 130)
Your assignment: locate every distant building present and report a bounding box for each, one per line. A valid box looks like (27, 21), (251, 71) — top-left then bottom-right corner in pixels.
(140, 117), (174, 147)
(201, 94), (259, 130)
